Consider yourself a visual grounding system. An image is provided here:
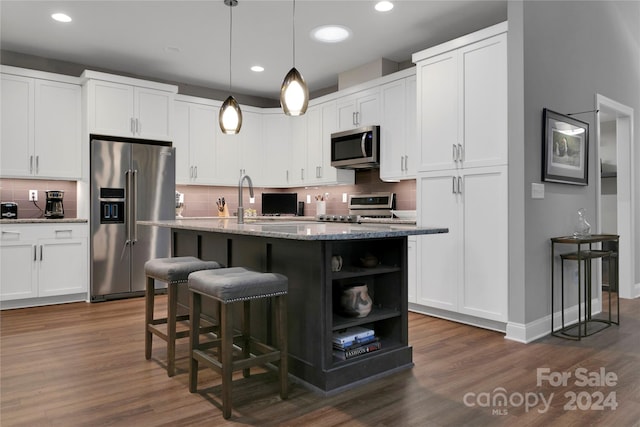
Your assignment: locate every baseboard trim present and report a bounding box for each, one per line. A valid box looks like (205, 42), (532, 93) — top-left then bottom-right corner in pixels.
(0, 293), (87, 310)
(408, 303), (507, 333)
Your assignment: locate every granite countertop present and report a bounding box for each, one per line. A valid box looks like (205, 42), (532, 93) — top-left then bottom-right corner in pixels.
(139, 218), (447, 241)
(0, 218), (88, 224)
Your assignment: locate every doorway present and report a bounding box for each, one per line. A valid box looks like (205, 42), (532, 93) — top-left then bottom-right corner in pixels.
(595, 94), (636, 299)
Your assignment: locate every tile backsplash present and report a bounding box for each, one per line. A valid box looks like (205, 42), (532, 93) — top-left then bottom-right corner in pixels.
(0, 179), (77, 219)
(1, 170), (414, 220)
(177, 170), (415, 218)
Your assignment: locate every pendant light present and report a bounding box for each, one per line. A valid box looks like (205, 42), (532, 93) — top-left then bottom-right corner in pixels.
(280, 0), (309, 116)
(219, 0), (242, 134)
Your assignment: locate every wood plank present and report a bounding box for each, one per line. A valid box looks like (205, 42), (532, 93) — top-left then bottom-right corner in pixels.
(1, 295), (638, 425)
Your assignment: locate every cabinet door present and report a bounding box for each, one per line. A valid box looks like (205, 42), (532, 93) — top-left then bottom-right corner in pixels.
(239, 111), (263, 182)
(336, 89), (379, 130)
(404, 75), (417, 177)
(0, 240), (37, 301)
(306, 106), (322, 182)
(34, 79), (82, 179)
(459, 34), (508, 168)
(416, 52), (458, 172)
(88, 80), (135, 137)
(135, 87), (173, 141)
(262, 113), (292, 186)
(407, 236), (417, 304)
(38, 238), (88, 296)
(0, 74), (34, 177)
(458, 166), (508, 321)
(173, 101), (192, 184)
(380, 78), (407, 180)
(189, 103), (218, 184)
(416, 172), (460, 311)
(289, 114), (307, 185)
(215, 126), (241, 186)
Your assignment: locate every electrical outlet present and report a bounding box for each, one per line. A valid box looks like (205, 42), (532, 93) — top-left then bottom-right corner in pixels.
(29, 190), (38, 201)
(342, 193), (348, 203)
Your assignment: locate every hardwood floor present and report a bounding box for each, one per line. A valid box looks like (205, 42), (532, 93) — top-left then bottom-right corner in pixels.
(1, 295), (638, 426)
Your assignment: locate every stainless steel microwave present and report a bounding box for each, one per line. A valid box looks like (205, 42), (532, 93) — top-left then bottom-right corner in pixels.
(330, 125), (380, 169)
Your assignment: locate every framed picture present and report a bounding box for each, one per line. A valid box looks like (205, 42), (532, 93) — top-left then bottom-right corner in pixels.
(542, 108), (589, 185)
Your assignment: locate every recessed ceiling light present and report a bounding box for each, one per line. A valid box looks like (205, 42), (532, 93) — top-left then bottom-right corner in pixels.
(311, 25), (351, 43)
(51, 13), (72, 23)
(251, 65), (264, 72)
(375, 1), (394, 12)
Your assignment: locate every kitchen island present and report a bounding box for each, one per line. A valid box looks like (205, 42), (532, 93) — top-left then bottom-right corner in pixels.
(139, 218), (447, 394)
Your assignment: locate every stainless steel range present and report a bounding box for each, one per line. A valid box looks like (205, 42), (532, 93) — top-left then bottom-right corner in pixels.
(316, 192), (396, 222)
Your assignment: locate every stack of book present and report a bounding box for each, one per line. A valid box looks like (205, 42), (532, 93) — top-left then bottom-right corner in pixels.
(332, 326), (381, 360)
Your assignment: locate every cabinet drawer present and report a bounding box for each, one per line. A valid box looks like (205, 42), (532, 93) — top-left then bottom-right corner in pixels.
(0, 223), (88, 242)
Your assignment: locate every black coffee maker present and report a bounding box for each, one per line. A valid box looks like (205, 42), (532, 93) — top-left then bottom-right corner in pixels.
(45, 190), (65, 218)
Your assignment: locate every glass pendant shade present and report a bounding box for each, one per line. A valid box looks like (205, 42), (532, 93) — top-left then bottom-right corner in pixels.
(280, 67), (309, 116)
(219, 95), (242, 134)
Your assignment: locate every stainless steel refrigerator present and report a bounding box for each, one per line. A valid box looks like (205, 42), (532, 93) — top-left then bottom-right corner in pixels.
(90, 138), (175, 301)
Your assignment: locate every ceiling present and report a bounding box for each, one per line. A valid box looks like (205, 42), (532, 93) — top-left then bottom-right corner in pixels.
(0, 1), (507, 103)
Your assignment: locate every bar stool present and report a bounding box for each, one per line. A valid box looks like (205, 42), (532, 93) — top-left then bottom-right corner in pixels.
(187, 267), (288, 420)
(557, 249), (615, 340)
(145, 256), (222, 376)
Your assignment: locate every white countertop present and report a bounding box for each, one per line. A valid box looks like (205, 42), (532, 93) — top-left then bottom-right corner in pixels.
(139, 217), (447, 241)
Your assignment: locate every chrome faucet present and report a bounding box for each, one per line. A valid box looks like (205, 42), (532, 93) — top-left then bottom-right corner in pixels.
(237, 174), (254, 224)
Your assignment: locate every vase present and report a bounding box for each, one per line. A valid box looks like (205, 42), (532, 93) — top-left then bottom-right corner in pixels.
(573, 208), (591, 237)
(340, 284), (373, 318)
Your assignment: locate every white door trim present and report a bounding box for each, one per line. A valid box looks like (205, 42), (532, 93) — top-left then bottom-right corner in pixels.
(595, 93), (637, 299)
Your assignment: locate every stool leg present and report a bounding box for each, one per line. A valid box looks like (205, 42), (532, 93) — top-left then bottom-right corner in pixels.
(276, 294), (288, 400)
(167, 283), (178, 377)
(189, 291), (201, 393)
(145, 276), (154, 360)
(221, 303), (234, 420)
(242, 300), (251, 378)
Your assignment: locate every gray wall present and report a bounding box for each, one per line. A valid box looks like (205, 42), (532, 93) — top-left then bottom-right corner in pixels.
(515, 0), (640, 323)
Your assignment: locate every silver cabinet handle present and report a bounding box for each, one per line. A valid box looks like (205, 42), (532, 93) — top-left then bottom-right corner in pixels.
(33, 244), (37, 261)
(400, 157), (404, 171)
(452, 144), (458, 162)
(194, 166), (198, 178)
(2, 230), (20, 235)
(404, 155), (409, 171)
(136, 119), (141, 134)
(457, 144), (463, 162)
(189, 166), (193, 178)
(286, 170), (289, 182)
(301, 168), (304, 180)
(125, 169), (132, 244)
(458, 176), (463, 194)
(130, 118), (135, 134)
(452, 177), (457, 194)
(352, 112), (357, 126)
(29, 155), (34, 174)
(35, 156), (39, 174)
(39, 244), (43, 261)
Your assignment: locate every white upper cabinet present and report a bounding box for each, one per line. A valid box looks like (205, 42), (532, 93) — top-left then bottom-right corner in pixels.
(336, 88), (380, 131)
(173, 98), (218, 185)
(215, 109), (263, 186)
(262, 110), (292, 187)
(1, 69), (81, 179)
(380, 73), (417, 181)
(83, 70), (177, 141)
(413, 25), (507, 172)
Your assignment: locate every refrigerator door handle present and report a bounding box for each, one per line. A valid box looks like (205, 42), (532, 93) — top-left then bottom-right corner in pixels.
(125, 169), (132, 245)
(131, 169), (138, 244)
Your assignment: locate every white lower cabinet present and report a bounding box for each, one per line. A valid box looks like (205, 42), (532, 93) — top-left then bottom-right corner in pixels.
(416, 166), (508, 322)
(407, 236), (417, 304)
(0, 223), (88, 307)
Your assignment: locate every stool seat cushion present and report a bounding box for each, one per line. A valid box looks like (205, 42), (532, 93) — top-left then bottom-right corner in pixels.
(145, 256), (221, 284)
(188, 267), (288, 304)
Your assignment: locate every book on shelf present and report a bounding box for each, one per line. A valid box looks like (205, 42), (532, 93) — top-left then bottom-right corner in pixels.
(332, 326), (375, 346)
(333, 340), (382, 360)
(332, 334), (377, 350)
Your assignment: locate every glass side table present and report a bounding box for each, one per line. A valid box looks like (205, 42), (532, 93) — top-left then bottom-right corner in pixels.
(550, 234), (620, 340)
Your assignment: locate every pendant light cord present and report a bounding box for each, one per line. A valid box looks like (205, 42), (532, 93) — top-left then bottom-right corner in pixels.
(292, 0), (296, 67)
(229, 3), (233, 92)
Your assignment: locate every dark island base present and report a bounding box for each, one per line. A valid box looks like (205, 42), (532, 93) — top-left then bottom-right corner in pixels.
(171, 229), (411, 394)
